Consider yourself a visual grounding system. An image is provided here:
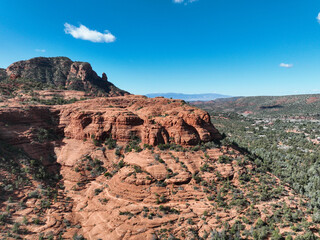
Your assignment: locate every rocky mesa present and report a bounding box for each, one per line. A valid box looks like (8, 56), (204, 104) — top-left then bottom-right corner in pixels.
(1, 57), (128, 97)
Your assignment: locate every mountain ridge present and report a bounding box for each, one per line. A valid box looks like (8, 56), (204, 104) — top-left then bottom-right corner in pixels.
(192, 93), (320, 118)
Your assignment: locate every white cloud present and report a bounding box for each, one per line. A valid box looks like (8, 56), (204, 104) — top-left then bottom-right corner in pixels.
(35, 49), (46, 53)
(64, 23), (116, 43)
(280, 63), (293, 68)
(317, 12), (320, 23)
(173, 0), (198, 4)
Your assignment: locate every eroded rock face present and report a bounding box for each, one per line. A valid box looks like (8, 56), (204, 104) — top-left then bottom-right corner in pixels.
(0, 106), (61, 161)
(58, 95), (222, 146)
(5, 57), (128, 96)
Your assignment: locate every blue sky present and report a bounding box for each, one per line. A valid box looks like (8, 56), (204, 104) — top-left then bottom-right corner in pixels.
(1, 0), (320, 96)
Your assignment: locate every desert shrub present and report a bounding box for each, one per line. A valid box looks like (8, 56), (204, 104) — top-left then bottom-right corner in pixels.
(200, 163), (211, 172)
(28, 190), (39, 198)
(115, 146), (122, 157)
(133, 165), (142, 173)
(94, 188), (103, 195)
(119, 211), (134, 219)
(12, 222), (20, 233)
(218, 155), (232, 164)
(73, 234), (86, 240)
(159, 205), (180, 215)
(0, 213), (9, 225)
(32, 128), (56, 143)
(125, 135), (142, 152)
(40, 199), (51, 209)
(192, 173), (202, 184)
(143, 144), (153, 150)
(32, 217), (42, 225)
(156, 194), (167, 204)
(105, 137), (117, 149)
(22, 216), (28, 225)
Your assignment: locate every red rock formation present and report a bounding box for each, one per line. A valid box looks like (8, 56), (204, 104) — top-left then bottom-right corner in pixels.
(58, 95), (222, 146)
(0, 95), (221, 164)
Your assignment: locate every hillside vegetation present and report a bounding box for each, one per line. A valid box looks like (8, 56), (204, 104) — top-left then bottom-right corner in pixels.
(205, 111), (320, 237)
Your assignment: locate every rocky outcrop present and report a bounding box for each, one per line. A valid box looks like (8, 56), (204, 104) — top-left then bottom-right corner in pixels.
(58, 95), (222, 146)
(4, 57), (128, 96)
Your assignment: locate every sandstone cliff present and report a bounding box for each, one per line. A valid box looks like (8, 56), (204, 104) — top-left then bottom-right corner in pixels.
(58, 96), (222, 146)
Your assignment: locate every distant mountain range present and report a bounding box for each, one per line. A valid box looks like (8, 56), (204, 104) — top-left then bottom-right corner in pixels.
(145, 93), (230, 101)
